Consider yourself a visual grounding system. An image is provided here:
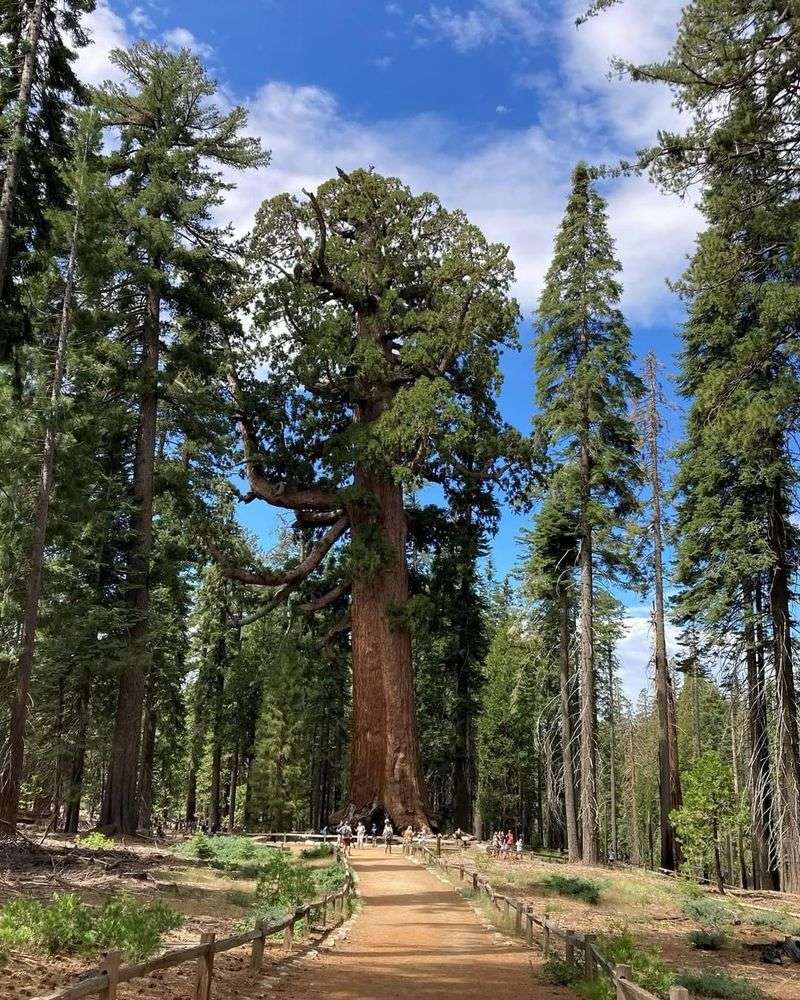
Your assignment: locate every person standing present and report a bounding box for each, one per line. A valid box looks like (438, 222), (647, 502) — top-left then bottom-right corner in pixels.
(341, 820), (353, 857)
(403, 825), (414, 854)
(370, 822), (378, 847)
(383, 819), (394, 854)
(356, 820), (366, 849)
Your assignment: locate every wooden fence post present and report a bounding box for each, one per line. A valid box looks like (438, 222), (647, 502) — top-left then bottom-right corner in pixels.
(472, 872), (478, 892)
(584, 933), (597, 980)
(194, 932), (215, 1000)
(514, 902), (522, 935)
(615, 964), (631, 1000)
(100, 951), (121, 1000)
(669, 988), (690, 1000)
(542, 919), (550, 957)
(322, 895), (328, 925)
(525, 908), (533, 948)
(284, 920), (294, 952)
(565, 930), (575, 966)
(250, 922), (265, 973)
(437, 835), (442, 857)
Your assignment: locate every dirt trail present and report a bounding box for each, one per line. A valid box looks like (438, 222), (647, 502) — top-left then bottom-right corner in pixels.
(270, 849), (572, 999)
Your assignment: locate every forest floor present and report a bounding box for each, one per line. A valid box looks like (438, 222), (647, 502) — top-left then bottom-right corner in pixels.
(270, 847), (571, 1000)
(450, 848), (800, 1000)
(0, 835), (328, 999)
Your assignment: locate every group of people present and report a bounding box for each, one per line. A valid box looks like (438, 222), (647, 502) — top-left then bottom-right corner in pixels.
(489, 829), (524, 861)
(335, 819), (395, 855)
(401, 824), (432, 854)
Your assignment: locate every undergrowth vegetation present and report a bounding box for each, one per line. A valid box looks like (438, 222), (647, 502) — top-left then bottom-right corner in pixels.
(300, 843), (335, 859)
(0, 892), (182, 960)
(172, 834), (277, 876)
(245, 853), (348, 927)
(675, 968), (765, 1000)
(75, 832), (115, 851)
(542, 873), (602, 905)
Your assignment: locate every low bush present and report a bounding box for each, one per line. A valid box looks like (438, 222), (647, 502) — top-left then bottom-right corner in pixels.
(680, 893), (736, 932)
(0, 892), (183, 959)
(172, 834), (272, 875)
(314, 862), (348, 895)
(75, 832), (115, 851)
(688, 928), (726, 950)
(254, 852), (317, 910)
(542, 956), (581, 986)
(747, 908), (798, 934)
(300, 843), (335, 860)
(595, 925), (675, 999)
(675, 968), (766, 1000)
(542, 873), (601, 905)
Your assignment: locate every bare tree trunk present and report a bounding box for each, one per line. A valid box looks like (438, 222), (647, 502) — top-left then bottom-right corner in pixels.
(228, 751), (239, 832)
(0, 0), (44, 298)
(63, 670), (90, 835)
(744, 578), (779, 889)
(579, 426), (598, 863)
(768, 484), (800, 894)
(558, 588), (580, 860)
(101, 276), (161, 835)
(345, 470), (429, 828)
(728, 695), (747, 888)
(627, 719), (641, 865)
(137, 676), (156, 832)
(607, 647), (618, 860)
(0, 190), (81, 830)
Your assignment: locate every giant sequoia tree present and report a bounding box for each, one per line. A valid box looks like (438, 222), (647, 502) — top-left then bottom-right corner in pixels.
(534, 163), (642, 863)
(214, 169), (521, 828)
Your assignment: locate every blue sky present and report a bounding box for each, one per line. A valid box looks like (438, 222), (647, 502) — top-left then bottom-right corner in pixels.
(80, 0), (699, 694)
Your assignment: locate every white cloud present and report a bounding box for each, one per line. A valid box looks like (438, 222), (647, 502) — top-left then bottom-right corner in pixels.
(75, 1), (130, 86)
(495, 103), (509, 114)
(414, 0), (543, 52)
(386, 2), (403, 13)
(163, 26), (214, 59)
(615, 605), (682, 700)
(129, 6), (154, 31)
(372, 55), (394, 70)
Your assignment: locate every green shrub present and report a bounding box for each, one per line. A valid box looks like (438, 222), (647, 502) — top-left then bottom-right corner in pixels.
(314, 862), (348, 894)
(542, 873), (601, 905)
(748, 908), (798, 933)
(92, 896), (183, 961)
(76, 832), (115, 851)
(226, 889), (254, 908)
(576, 978), (613, 1000)
(254, 852), (317, 910)
(542, 956), (581, 986)
(688, 928), (726, 950)
(172, 834), (275, 875)
(300, 843), (335, 860)
(596, 926), (675, 999)
(0, 892), (183, 959)
(676, 968), (766, 1000)
(680, 894), (735, 931)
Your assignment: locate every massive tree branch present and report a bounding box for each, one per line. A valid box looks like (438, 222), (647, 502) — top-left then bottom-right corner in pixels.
(297, 581), (350, 612)
(302, 189), (371, 310)
(229, 581), (351, 630)
(210, 515), (349, 588)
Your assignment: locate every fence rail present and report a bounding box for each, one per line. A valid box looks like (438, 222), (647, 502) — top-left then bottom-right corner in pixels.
(410, 844), (690, 1000)
(32, 861), (356, 1000)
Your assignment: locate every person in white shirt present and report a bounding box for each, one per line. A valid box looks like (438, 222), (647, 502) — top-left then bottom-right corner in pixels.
(356, 821), (366, 848)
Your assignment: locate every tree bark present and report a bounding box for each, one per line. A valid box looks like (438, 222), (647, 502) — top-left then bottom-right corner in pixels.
(767, 483), (800, 894)
(344, 469), (430, 828)
(101, 276), (160, 835)
(579, 429), (598, 863)
(228, 750), (239, 832)
(607, 647), (618, 860)
(0, 0), (44, 299)
(743, 578), (778, 889)
(627, 719), (641, 865)
(0, 189), (81, 831)
(559, 588), (580, 861)
(137, 676), (156, 832)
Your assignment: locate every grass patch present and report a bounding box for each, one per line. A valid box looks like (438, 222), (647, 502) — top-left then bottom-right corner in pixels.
(675, 968), (765, 1000)
(680, 893), (736, 932)
(747, 907), (799, 934)
(0, 892), (182, 960)
(225, 889), (254, 908)
(300, 843), (335, 860)
(542, 873), (602, 905)
(595, 925), (675, 1000)
(172, 834), (278, 877)
(75, 832), (115, 851)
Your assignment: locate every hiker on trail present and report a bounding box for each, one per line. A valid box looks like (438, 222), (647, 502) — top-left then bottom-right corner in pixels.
(403, 825), (414, 854)
(383, 820), (394, 853)
(341, 821), (353, 856)
(370, 822), (378, 847)
(515, 835), (523, 862)
(356, 820), (366, 848)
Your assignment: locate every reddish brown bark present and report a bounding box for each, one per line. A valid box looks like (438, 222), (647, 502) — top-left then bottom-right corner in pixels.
(559, 588), (580, 861)
(345, 469), (430, 829)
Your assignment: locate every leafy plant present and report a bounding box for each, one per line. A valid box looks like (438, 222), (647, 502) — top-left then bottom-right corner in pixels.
(680, 893), (735, 932)
(675, 968), (766, 1000)
(254, 852), (317, 910)
(542, 956), (581, 985)
(172, 835), (275, 875)
(300, 843), (335, 860)
(595, 925), (675, 999)
(542, 873), (601, 905)
(76, 832), (115, 851)
(688, 928), (726, 950)
(0, 892), (183, 959)
(313, 862), (348, 895)
(747, 908), (798, 934)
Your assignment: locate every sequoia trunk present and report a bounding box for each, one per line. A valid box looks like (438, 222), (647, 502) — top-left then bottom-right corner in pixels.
(346, 470), (430, 829)
(559, 588), (580, 861)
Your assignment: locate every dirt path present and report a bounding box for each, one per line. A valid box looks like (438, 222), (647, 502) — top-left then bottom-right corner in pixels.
(270, 848), (572, 999)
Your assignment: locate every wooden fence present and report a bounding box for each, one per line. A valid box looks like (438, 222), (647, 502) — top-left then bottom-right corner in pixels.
(31, 866), (356, 1000)
(410, 844), (690, 1000)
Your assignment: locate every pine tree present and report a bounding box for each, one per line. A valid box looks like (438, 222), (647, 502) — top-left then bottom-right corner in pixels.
(534, 162), (642, 863)
(92, 42), (266, 835)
